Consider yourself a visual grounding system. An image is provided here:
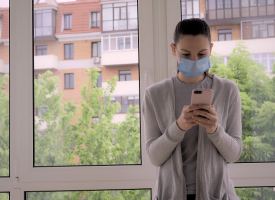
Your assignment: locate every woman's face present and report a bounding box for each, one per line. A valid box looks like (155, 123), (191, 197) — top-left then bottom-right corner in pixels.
(170, 34), (214, 64)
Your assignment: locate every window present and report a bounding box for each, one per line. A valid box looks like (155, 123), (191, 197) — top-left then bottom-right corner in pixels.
(91, 12), (100, 28)
(218, 29), (232, 41)
(111, 95), (139, 113)
(252, 53), (275, 72)
(65, 73), (74, 89)
(102, 2), (138, 31)
(119, 70), (131, 81)
(37, 0), (46, 3)
(94, 71), (102, 87)
(36, 45), (47, 55)
(242, 19), (275, 39)
(34, 9), (56, 38)
(64, 43), (74, 59)
(102, 33), (138, 51)
(64, 14), (72, 30)
(92, 42), (101, 57)
(181, 0), (200, 19)
(36, 105), (48, 116)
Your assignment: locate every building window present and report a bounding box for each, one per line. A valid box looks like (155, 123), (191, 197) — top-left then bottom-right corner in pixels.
(36, 105), (48, 116)
(218, 29), (232, 41)
(119, 70), (131, 81)
(92, 116), (100, 122)
(65, 73), (74, 89)
(102, 2), (137, 32)
(92, 42), (101, 57)
(91, 12), (100, 28)
(94, 71), (102, 87)
(242, 19), (275, 39)
(64, 44), (74, 59)
(37, 0), (46, 3)
(252, 53), (275, 72)
(181, 0), (200, 19)
(102, 33), (138, 51)
(36, 45), (47, 55)
(64, 14), (72, 30)
(111, 95), (139, 113)
(206, 0), (275, 19)
(34, 9), (56, 39)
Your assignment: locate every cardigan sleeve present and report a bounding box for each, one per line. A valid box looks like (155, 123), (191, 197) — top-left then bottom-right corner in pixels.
(207, 84), (243, 163)
(142, 88), (187, 167)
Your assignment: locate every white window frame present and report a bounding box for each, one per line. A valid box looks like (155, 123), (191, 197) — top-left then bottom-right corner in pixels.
(2, 0), (275, 199)
(102, 32), (138, 51)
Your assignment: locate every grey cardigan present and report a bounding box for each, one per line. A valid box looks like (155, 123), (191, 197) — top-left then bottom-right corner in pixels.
(141, 74), (243, 200)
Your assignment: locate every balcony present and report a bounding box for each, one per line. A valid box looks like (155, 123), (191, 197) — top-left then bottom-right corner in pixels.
(101, 50), (138, 66)
(34, 55), (58, 71)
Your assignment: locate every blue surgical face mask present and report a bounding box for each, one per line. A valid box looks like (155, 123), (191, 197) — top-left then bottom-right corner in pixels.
(177, 54), (211, 78)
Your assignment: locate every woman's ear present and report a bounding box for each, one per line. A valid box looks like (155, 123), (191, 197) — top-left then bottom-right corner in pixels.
(170, 43), (177, 57)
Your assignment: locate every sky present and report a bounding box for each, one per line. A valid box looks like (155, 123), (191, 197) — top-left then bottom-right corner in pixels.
(0, 0), (76, 8)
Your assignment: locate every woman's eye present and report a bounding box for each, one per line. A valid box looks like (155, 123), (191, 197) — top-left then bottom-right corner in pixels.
(183, 54), (205, 56)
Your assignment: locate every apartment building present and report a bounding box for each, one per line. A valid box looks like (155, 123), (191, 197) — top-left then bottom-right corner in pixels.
(180, 0), (275, 77)
(1, 0), (274, 131)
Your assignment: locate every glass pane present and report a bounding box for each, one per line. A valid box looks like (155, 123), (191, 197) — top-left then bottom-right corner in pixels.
(97, 12), (100, 27)
(103, 38), (109, 51)
(233, 0), (240, 7)
(26, 190), (151, 199)
(125, 37), (131, 49)
(34, 0), (140, 167)
(182, 2), (186, 15)
(65, 74), (70, 88)
(226, 33), (232, 40)
(114, 20), (127, 30)
(225, 0), (232, 8)
(209, 0), (216, 9)
(103, 21), (113, 31)
(36, 27), (42, 36)
(93, 43), (98, 57)
(0, 193), (9, 200)
(70, 73), (74, 88)
(258, 0), (266, 5)
(70, 44), (74, 58)
(43, 12), (52, 26)
(120, 75), (125, 81)
(218, 0), (224, 8)
(235, 187), (275, 198)
(103, 8), (113, 21)
(117, 38), (124, 50)
(253, 25), (259, 37)
(193, 0), (199, 14)
(250, 0), (257, 6)
(268, 0), (274, 4)
(219, 34), (225, 41)
(128, 6), (137, 19)
(260, 24), (268, 37)
(36, 13), (42, 27)
(268, 24), (274, 36)
(121, 7), (126, 19)
(43, 27), (52, 35)
(120, 70), (131, 74)
(122, 96), (128, 112)
(0, 2), (9, 177)
(133, 36), (138, 49)
(98, 42), (101, 57)
(111, 38), (116, 50)
(242, 0), (249, 7)
(114, 8), (120, 20)
(128, 19), (138, 29)
(187, 1), (192, 14)
(126, 74), (131, 81)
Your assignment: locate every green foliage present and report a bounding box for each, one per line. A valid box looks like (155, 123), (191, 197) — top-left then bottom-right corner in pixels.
(26, 189), (150, 200)
(0, 193), (9, 200)
(0, 74), (9, 176)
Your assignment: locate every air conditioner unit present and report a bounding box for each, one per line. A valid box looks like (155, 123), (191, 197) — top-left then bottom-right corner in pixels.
(93, 57), (100, 64)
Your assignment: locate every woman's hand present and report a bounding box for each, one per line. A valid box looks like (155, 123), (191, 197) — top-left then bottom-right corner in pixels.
(192, 104), (218, 134)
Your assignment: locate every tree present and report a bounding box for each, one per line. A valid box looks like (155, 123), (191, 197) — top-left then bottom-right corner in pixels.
(0, 74), (9, 176)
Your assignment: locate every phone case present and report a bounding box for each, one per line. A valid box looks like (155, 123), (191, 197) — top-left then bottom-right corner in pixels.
(191, 89), (213, 118)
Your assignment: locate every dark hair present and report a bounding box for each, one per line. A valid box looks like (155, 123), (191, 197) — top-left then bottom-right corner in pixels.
(174, 18), (215, 78)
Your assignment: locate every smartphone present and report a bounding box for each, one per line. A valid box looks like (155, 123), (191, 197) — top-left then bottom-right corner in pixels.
(190, 89), (213, 118)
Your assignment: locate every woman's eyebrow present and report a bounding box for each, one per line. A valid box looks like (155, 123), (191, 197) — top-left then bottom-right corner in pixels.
(180, 49), (208, 52)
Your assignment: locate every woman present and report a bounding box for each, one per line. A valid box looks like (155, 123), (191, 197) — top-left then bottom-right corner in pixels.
(141, 18), (243, 200)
